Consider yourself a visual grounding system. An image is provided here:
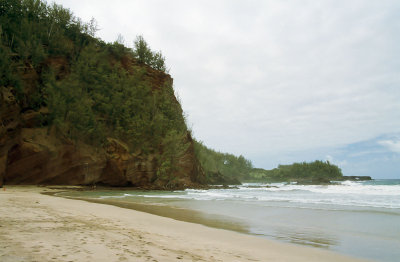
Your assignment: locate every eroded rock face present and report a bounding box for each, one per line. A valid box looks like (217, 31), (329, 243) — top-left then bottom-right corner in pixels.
(0, 89), (204, 189)
(4, 128), (105, 185)
(1, 127), (204, 188)
(98, 138), (158, 187)
(0, 155), (6, 187)
(1, 87), (21, 187)
(1, 72), (205, 189)
(97, 136), (204, 188)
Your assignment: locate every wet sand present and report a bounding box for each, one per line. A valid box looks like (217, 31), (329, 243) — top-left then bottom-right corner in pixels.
(59, 194), (251, 235)
(0, 186), (369, 261)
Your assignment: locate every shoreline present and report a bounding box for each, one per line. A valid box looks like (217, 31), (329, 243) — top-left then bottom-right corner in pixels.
(53, 192), (251, 235)
(1, 186), (369, 262)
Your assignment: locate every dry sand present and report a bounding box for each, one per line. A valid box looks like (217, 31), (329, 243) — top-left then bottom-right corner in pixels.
(0, 186), (368, 262)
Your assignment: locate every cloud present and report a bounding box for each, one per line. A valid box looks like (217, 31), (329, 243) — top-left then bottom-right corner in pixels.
(378, 138), (400, 153)
(325, 155), (348, 168)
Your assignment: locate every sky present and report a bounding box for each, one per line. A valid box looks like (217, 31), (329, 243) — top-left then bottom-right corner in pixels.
(54, 0), (400, 178)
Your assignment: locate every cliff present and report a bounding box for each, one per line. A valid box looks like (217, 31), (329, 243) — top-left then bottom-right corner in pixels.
(0, 1), (205, 189)
(0, 79), (204, 189)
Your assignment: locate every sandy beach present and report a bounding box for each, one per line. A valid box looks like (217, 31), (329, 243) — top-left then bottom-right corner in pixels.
(0, 186), (368, 262)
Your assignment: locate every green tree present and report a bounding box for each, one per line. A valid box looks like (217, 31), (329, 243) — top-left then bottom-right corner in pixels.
(132, 35), (168, 72)
(133, 35), (153, 65)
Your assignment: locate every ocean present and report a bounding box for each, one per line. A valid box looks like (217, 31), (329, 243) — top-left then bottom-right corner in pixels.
(61, 179), (400, 261)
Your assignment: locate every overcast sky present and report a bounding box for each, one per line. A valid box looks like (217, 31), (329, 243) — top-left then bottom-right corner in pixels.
(55, 0), (400, 178)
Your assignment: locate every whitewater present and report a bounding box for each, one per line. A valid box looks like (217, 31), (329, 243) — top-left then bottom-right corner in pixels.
(62, 179), (400, 261)
(130, 179), (400, 209)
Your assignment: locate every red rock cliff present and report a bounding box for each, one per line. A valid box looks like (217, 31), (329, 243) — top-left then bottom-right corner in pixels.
(0, 76), (205, 189)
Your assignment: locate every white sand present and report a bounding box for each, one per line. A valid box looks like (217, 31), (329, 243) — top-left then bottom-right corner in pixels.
(0, 186), (368, 262)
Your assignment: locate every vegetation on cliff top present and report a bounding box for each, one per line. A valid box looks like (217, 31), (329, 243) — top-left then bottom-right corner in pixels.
(192, 150), (344, 184)
(247, 160), (344, 184)
(194, 141), (253, 184)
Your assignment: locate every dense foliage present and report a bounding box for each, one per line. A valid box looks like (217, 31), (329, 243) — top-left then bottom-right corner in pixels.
(194, 141), (253, 183)
(0, 0), (188, 183)
(247, 160), (343, 183)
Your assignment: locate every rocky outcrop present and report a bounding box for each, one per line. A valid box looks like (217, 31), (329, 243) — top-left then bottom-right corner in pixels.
(296, 177), (332, 185)
(206, 171), (241, 186)
(1, 128), (204, 188)
(4, 127), (106, 185)
(0, 87), (205, 189)
(0, 87), (22, 187)
(2, 128), (204, 188)
(342, 176), (372, 181)
(97, 135), (205, 189)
